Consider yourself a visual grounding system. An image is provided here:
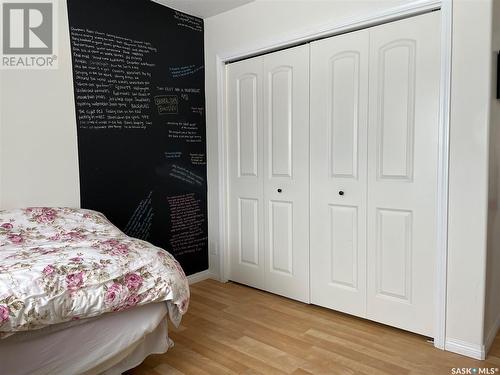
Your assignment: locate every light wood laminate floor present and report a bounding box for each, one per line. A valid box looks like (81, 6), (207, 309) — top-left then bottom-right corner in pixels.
(129, 279), (500, 374)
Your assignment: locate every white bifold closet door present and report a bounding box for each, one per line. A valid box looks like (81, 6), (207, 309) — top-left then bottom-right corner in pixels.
(366, 12), (440, 336)
(310, 28), (369, 316)
(227, 57), (265, 290)
(310, 11), (440, 336)
(227, 45), (310, 303)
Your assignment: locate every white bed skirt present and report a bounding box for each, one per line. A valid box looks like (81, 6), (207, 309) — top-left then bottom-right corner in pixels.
(0, 303), (171, 375)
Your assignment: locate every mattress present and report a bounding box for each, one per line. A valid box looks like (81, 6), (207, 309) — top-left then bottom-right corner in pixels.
(0, 207), (189, 337)
(0, 302), (170, 375)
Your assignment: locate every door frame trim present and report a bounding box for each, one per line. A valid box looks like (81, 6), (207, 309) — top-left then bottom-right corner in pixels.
(215, 0), (451, 350)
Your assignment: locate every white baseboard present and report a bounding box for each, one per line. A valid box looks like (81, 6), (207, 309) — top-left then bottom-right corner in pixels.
(445, 338), (485, 360)
(187, 269), (219, 285)
(485, 314), (500, 356)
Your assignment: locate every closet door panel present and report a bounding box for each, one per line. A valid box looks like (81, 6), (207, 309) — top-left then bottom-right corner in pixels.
(366, 11), (441, 336)
(263, 44), (310, 303)
(227, 57), (266, 289)
(269, 67), (293, 177)
(310, 29), (369, 315)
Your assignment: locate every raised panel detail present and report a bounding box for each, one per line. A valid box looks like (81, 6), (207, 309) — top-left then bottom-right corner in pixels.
(329, 205), (358, 289)
(237, 75), (258, 177)
(375, 208), (412, 302)
(238, 198), (259, 266)
(376, 40), (416, 180)
(329, 52), (360, 178)
(269, 67), (292, 178)
(269, 200), (293, 275)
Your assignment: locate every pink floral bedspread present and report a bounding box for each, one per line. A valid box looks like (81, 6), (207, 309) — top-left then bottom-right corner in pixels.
(0, 207), (189, 338)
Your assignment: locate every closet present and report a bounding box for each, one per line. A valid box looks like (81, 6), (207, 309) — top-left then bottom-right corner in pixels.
(226, 11), (440, 336)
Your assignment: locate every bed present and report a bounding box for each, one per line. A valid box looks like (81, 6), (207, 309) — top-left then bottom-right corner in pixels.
(0, 207), (190, 375)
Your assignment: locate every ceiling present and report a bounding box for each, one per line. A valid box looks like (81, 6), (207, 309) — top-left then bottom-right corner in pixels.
(155, 0), (255, 19)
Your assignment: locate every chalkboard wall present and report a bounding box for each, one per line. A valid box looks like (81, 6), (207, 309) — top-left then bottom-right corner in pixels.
(67, 0), (208, 275)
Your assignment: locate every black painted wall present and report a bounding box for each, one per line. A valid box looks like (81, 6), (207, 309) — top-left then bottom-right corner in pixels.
(67, 0), (208, 275)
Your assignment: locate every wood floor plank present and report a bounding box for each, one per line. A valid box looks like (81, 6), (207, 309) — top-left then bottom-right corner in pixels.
(170, 327), (289, 374)
(301, 332), (410, 374)
(173, 334), (249, 373)
(234, 336), (304, 372)
(161, 342), (232, 375)
(302, 346), (382, 375)
(290, 368), (314, 375)
(129, 280), (500, 375)
(154, 363), (185, 375)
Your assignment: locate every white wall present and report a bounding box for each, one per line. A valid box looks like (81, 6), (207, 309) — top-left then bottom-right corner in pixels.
(445, 0), (492, 355)
(205, 0), (496, 355)
(0, 0), (80, 209)
(484, 0), (500, 353)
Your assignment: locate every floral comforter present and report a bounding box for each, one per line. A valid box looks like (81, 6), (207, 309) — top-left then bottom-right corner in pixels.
(0, 207), (189, 338)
